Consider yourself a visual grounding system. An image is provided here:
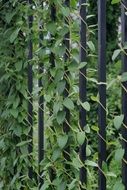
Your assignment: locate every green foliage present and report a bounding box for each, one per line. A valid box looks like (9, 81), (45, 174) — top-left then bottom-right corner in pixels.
(114, 115), (124, 130)
(0, 0), (126, 190)
(111, 0), (121, 4)
(88, 0), (120, 63)
(0, 0), (37, 188)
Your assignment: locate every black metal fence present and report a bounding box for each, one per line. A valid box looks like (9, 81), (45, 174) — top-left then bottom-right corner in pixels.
(122, 1), (127, 189)
(27, 1), (127, 189)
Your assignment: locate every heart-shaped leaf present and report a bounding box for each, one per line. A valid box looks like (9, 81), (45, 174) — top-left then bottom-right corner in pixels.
(114, 115), (124, 130)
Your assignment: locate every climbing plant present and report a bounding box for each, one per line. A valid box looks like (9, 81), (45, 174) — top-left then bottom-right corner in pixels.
(0, 0), (126, 190)
(0, 0), (38, 189)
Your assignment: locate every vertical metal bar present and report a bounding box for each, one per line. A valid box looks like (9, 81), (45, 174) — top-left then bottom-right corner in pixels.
(38, 0), (44, 187)
(51, 3), (56, 22)
(121, 1), (127, 189)
(79, 0), (87, 187)
(98, 0), (106, 190)
(48, 3), (56, 182)
(63, 0), (70, 133)
(63, 0), (70, 162)
(50, 3), (56, 70)
(28, 0), (33, 179)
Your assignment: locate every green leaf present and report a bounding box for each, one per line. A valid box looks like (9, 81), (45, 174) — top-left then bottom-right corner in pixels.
(102, 161), (108, 173)
(0, 181), (3, 189)
(81, 101), (90, 111)
(68, 179), (77, 190)
(0, 139), (5, 149)
(15, 61), (22, 71)
(40, 182), (49, 190)
(59, 26), (69, 36)
(16, 140), (31, 147)
(10, 28), (20, 43)
(61, 7), (70, 17)
(78, 62), (87, 69)
(52, 149), (61, 161)
(85, 124), (90, 133)
(112, 49), (121, 61)
(121, 72), (127, 82)
(86, 146), (91, 156)
(71, 0), (77, 7)
(107, 79), (116, 89)
(63, 98), (74, 110)
(56, 111), (66, 124)
(123, 42), (127, 49)
(54, 70), (64, 83)
(114, 115), (124, 130)
(57, 135), (68, 149)
(5, 11), (17, 24)
(56, 81), (66, 94)
(45, 95), (52, 103)
(91, 96), (98, 102)
(91, 125), (99, 132)
(111, 0), (120, 4)
(115, 148), (124, 162)
(106, 172), (117, 177)
(54, 46), (66, 57)
(68, 61), (78, 72)
(58, 182), (67, 190)
(13, 126), (22, 137)
(72, 157), (82, 169)
(46, 22), (56, 35)
(113, 181), (124, 190)
(10, 109), (18, 118)
(77, 131), (85, 145)
(53, 102), (61, 115)
(85, 160), (98, 167)
(13, 97), (20, 109)
(87, 41), (95, 52)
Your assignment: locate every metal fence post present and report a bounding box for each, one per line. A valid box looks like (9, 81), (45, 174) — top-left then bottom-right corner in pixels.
(28, 0), (33, 179)
(48, 2), (56, 182)
(50, 2), (56, 68)
(79, 0), (87, 188)
(63, 0), (70, 163)
(98, 0), (106, 189)
(121, 1), (127, 189)
(38, 0), (44, 187)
